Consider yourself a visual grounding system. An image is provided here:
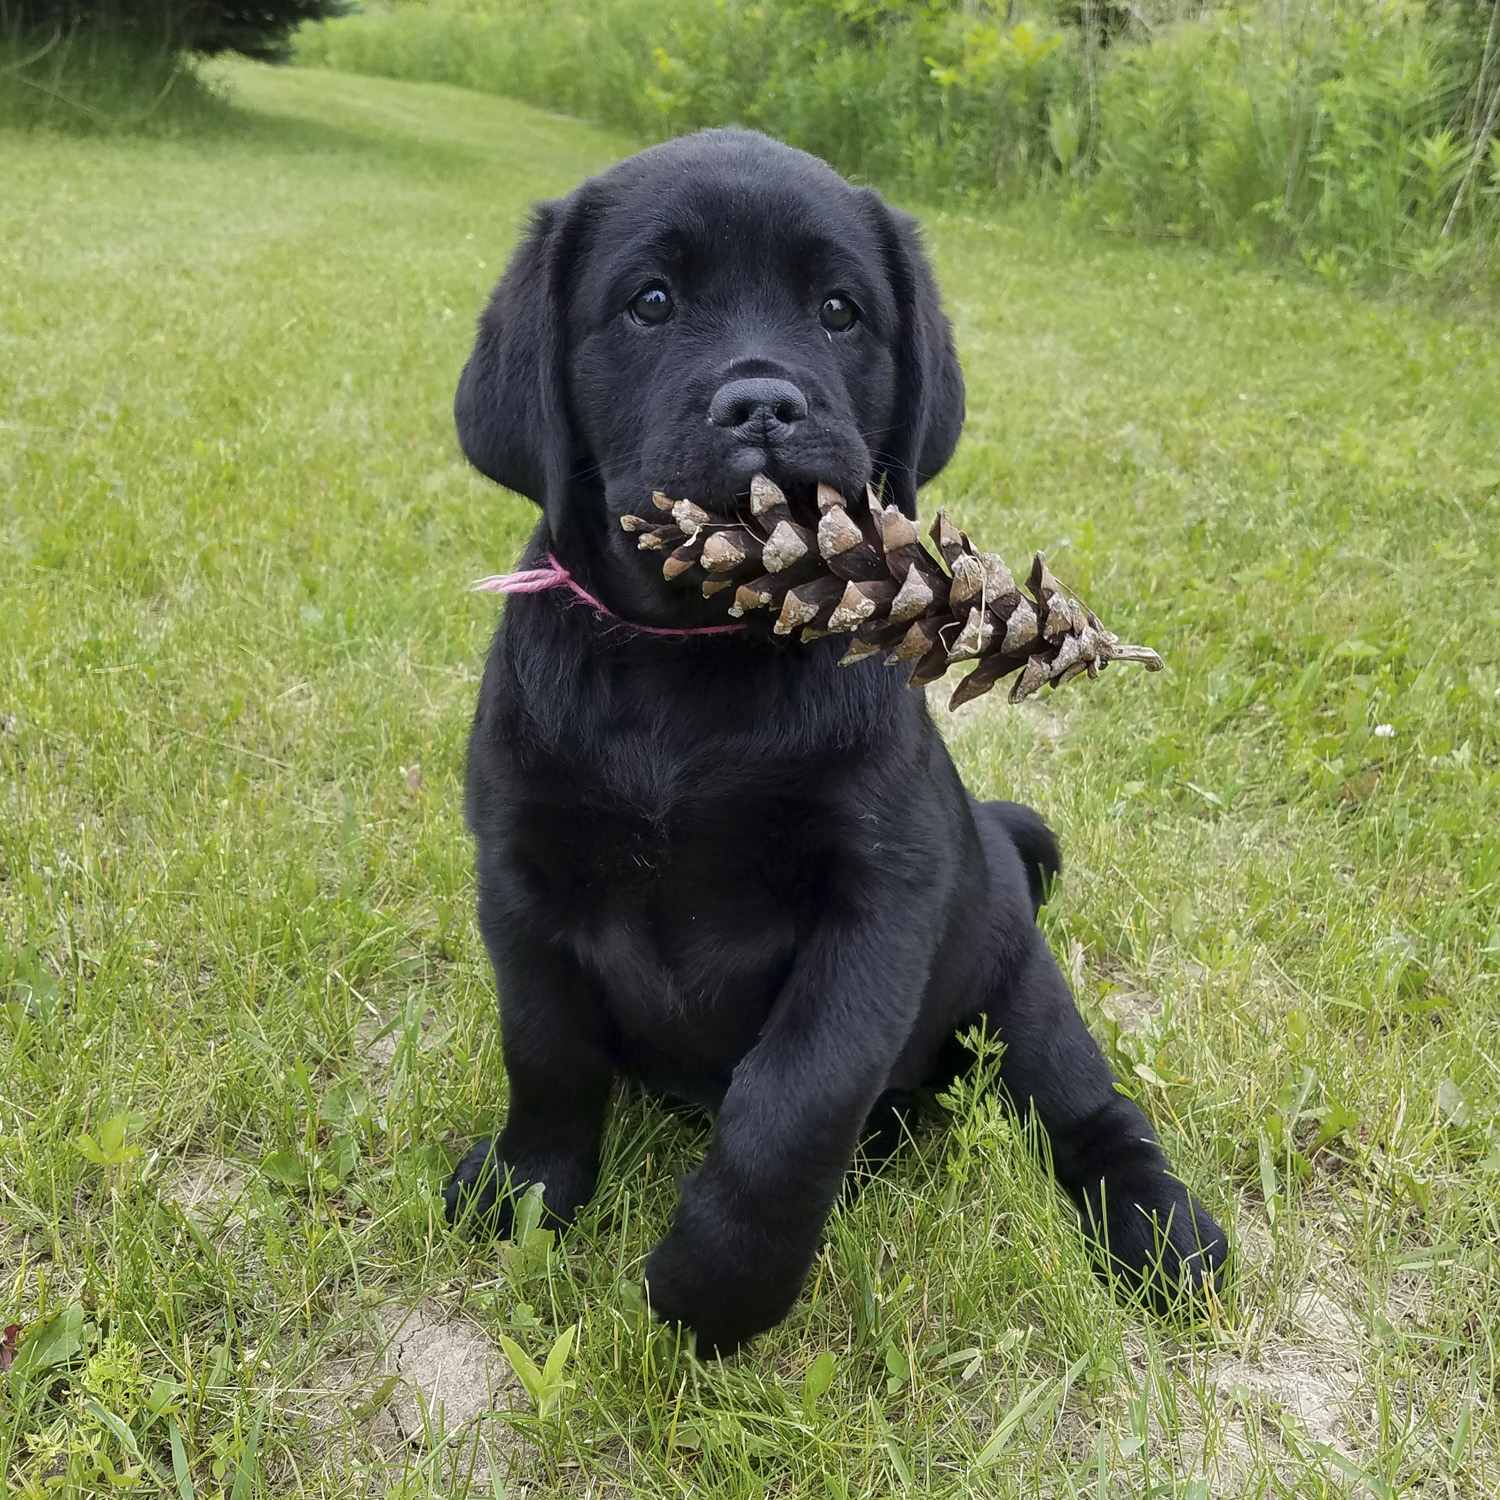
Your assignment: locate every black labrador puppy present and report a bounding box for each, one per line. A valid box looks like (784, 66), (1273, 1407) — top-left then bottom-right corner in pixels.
(444, 128), (1227, 1355)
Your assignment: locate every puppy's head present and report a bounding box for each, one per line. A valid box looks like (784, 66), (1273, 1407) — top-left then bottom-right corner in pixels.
(456, 130), (964, 590)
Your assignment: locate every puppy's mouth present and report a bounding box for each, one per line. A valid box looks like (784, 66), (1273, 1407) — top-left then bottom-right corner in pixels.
(732, 474), (824, 527)
(655, 475), (866, 532)
(693, 469), (873, 529)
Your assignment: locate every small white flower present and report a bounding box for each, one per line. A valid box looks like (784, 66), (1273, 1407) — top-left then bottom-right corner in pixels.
(1374, 723), (1395, 738)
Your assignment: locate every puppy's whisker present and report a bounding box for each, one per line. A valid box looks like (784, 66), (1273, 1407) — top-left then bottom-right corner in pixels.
(571, 442), (655, 488)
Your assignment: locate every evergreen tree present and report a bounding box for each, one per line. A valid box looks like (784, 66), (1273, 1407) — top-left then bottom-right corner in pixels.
(9, 1), (351, 63)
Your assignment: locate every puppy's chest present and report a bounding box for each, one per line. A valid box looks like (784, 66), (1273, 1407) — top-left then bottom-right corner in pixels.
(512, 759), (836, 919)
(512, 763), (828, 1064)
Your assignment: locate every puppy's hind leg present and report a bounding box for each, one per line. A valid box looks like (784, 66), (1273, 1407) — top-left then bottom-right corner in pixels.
(947, 807), (1229, 1311)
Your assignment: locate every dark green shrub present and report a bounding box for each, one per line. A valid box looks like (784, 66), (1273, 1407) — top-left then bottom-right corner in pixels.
(0, 0), (351, 130)
(5, 1), (349, 61)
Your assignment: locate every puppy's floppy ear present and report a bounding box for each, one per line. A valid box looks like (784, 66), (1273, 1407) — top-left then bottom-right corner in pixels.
(454, 200), (575, 526)
(862, 193), (966, 516)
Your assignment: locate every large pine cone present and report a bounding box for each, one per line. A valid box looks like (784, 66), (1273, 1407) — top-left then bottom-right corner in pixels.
(621, 475), (1163, 709)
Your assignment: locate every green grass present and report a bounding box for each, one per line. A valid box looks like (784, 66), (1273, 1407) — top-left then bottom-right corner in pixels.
(2, 62), (1498, 1498)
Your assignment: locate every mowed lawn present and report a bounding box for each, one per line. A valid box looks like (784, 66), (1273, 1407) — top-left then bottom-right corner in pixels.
(2, 62), (1498, 1498)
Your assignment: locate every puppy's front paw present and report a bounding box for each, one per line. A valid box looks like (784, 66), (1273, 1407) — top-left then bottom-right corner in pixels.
(643, 1219), (806, 1358)
(1089, 1170), (1229, 1313)
(443, 1137), (514, 1235)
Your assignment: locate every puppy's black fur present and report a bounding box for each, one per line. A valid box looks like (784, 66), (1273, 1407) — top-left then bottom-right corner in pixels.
(446, 129), (1227, 1355)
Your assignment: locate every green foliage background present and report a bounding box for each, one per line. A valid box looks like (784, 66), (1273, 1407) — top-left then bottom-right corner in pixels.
(295, 0), (1500, 285)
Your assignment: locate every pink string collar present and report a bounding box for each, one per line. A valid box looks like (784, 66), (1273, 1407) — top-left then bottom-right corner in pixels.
(471, 554), (743, 638)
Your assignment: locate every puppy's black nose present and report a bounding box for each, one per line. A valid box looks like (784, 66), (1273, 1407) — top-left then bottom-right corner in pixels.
(708, 378), (808, 434)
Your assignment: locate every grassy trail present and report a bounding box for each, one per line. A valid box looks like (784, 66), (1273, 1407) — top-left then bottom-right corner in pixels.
(2, 63), (1498, 1497)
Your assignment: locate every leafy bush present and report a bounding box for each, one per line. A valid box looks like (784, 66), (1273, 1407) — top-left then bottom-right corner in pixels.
(297, 0), (1500, 284)
(1091, 0), (1500, 278)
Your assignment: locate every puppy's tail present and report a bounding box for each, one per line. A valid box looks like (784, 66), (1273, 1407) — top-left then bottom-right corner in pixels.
(985, 800), (1060, 917)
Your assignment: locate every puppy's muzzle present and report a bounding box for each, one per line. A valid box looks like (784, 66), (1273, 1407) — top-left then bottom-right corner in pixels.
(708, 377), (808, 441)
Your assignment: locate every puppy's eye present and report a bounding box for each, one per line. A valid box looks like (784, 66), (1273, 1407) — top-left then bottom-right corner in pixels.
(629, 283), (673, 326)
(819, 294), (858, 333)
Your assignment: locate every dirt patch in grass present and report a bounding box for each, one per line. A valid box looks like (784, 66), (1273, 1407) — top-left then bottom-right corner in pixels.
(1210, 1273), (1368, 1471)
(1209, 1351), (1352, 1451)
(356, 1005), (442, 1101)
(1099, 986), (1164, 1034)
(160, 1158), (248, 1226)
(358, 1013), (401, 1082)
(305, 1303), (529, 1484)
(382, 1300), (522, 1447)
